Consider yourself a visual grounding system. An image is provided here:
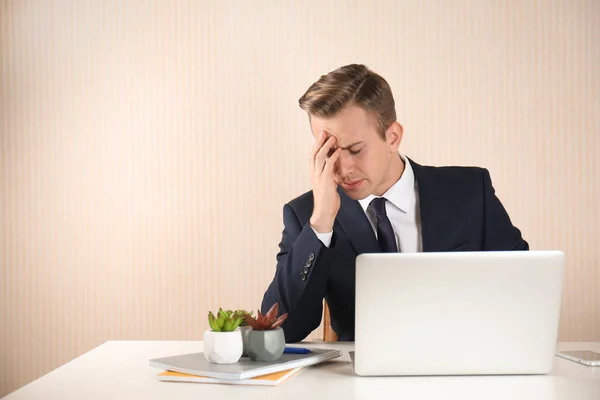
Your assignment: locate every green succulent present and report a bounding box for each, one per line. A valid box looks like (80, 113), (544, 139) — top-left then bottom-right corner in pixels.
(233, 309), (253, 326)
(208, 308), (244, 332)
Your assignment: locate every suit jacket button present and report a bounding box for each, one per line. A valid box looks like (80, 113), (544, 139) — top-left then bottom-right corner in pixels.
(300, 273), (306, 281)
(308, 253), (315, 261)
(303, 266), (309, 274)
(305, 260), (312, 268)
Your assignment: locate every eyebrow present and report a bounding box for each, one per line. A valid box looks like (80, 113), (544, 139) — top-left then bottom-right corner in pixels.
(337, 141), (364, 150)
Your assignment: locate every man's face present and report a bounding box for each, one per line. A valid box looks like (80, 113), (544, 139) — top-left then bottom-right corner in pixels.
(309, 104), (402, 200)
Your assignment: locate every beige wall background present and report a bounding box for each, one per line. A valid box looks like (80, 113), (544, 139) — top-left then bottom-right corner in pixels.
(1, 0), (598, 396)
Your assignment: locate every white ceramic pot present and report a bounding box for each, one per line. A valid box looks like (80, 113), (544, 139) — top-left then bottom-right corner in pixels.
(203, 329), (243, 364)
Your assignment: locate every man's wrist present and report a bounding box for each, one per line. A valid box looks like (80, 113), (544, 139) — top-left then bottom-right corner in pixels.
(309, 215), (334, 234)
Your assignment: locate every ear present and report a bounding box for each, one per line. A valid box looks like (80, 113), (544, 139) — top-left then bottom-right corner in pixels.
(385, 121), (403, 151)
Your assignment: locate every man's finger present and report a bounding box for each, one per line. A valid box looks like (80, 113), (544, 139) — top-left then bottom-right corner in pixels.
(311, 131), (328, 163)
(323, 147), (342, 176)
(315, 136), (336, 175)
(310, 131), (327, 177)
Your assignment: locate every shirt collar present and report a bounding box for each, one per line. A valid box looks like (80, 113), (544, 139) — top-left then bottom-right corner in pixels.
(357, 154), (415, 214)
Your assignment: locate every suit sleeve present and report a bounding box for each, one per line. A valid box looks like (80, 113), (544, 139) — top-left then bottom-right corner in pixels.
(261, 203), (334, 343)
(482, 169), (529, 250)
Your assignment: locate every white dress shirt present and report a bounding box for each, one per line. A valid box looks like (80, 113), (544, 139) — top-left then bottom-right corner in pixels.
(312, 154), (422, 253)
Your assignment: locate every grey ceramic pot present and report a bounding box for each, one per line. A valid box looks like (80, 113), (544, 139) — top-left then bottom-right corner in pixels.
(239, 326), (251, 357)
(246, 328), (285, 361)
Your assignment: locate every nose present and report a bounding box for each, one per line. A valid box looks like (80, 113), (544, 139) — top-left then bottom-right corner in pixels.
(335, 150), (355, 177)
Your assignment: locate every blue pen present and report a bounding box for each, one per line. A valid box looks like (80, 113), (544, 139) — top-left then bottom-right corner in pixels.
(284, 347), (311, 354)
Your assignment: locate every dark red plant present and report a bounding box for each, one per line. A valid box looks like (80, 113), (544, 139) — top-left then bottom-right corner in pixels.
(244, 302), (288, 331)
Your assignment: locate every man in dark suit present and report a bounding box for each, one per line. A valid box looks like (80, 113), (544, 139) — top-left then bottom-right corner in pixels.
(261, 64), (528, 343)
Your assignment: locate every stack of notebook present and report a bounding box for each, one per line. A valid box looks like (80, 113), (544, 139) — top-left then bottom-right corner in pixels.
(149, 347), (341, 386)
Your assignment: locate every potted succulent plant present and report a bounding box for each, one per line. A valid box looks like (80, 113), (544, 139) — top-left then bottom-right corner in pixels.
(233, 309), (253, 357)
(243, 302), (288, 362)
(203, 308), (244, 364)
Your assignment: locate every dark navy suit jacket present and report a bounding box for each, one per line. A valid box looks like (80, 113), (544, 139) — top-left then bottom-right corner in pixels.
(261, 158), (529, 342)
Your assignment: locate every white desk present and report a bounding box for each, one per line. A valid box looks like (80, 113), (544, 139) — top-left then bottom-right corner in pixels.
(3, 341), (600, 399)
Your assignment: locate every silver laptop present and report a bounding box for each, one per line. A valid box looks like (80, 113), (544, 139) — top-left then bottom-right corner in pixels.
(354, 250), (565, 376)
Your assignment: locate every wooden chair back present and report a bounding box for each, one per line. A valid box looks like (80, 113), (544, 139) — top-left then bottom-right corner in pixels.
(322, 301), (338, 342)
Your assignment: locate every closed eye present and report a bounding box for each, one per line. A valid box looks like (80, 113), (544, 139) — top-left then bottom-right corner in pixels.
(349, 149), (361, 155)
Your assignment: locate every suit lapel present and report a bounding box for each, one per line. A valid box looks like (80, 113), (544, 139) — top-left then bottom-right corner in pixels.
(336, 187), (380, 255)
(409, 158), (446, 252)
(334, 157), (450, 254)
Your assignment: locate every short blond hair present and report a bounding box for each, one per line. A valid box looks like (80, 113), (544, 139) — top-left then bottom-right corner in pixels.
(298, 64), (396, 140)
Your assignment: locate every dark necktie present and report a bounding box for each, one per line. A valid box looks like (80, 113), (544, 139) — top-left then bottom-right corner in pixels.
(370, 197), (399, 253)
